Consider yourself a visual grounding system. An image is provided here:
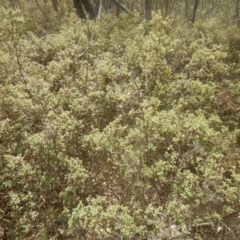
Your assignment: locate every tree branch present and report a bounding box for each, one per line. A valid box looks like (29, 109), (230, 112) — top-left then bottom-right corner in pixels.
(110, 0), (133, 16)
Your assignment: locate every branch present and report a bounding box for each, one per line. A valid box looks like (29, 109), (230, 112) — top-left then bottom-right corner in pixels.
(96, 0), (102, 18)
(110, 0), (133, 16)
(35, 0), (49, 22)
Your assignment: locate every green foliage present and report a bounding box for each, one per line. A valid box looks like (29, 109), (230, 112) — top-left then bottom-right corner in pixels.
(0, 5), (240, 240)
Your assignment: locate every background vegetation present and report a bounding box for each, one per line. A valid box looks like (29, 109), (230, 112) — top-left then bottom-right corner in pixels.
(0, 0), (240, 239)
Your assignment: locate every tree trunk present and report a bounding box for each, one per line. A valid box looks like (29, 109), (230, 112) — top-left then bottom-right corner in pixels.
(51, 0), (59, 12)
(184, 0), (189, 22)
(235, 0), (240, 28)
(73, 0), (95, 19)
(145, 0), (152, 21)
(96, 0), (102, 18)
(164, 0), (169, 18)
(192, 0), (199, 24)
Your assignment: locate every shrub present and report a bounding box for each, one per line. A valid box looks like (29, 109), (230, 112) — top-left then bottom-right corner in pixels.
(0, 7), (240, 240)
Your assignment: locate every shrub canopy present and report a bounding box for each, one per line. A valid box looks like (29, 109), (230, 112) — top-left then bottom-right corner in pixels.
(0, 5), (240, 240)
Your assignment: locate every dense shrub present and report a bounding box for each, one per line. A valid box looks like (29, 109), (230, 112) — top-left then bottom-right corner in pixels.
(0, 6), (240, 240)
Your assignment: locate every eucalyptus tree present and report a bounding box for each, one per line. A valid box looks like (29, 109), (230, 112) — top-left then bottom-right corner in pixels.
(73, 0), (133, 19)
(234, 0), (240, 27)
(145, 0), (152, 20)
(184, 0), (199, 23)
